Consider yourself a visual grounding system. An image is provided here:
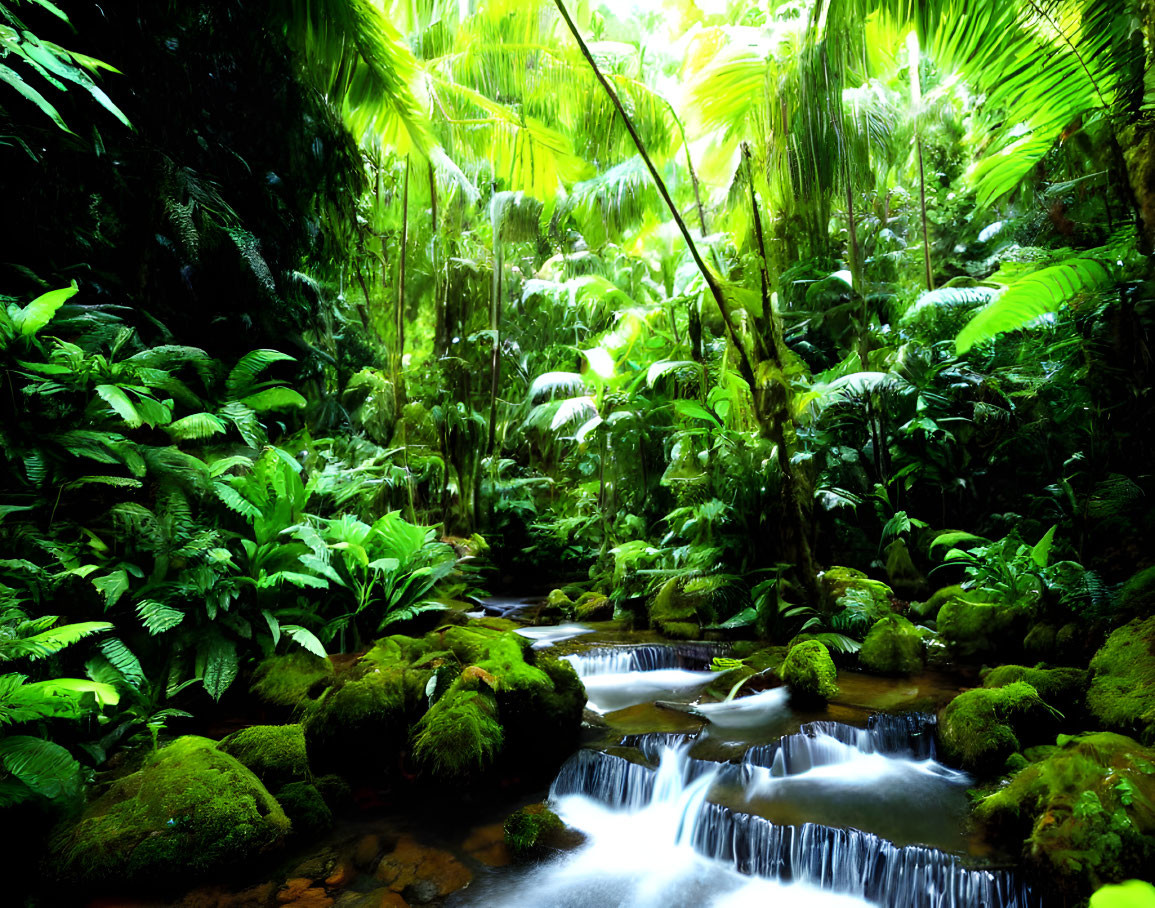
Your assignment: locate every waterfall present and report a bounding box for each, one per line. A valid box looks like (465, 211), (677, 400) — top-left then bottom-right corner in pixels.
(745, 713), (938, 775)
(563, 643), (725, 677)
(548, 740), (1034, 908)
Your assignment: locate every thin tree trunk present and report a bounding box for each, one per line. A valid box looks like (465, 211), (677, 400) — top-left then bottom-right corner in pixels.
(916, 137), (934, 292)
(486, 201), (504, 457)
(397, 157), (417, 524)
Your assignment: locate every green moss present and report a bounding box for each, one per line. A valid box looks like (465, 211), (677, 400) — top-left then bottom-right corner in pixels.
(1023, 623), (1058, 658)
(781, 640), (839, 704)
(1120, 566), (1155, 618)
(1087, 617), (1155, 746)
(313, 773), (351, 811)
(1090, 880), (1155, 908)
(436, 624), (529, 665)
(983, 665), (1089, 715)
(910, 584), (969, 621)
(859, 614), (925, 675)
(301, 667), (428, 777)
(648, 577), (701, 639)
(937, 597), (1028, 661)
(574, 591), (613, 621)
(547, 589), (574, 611)
(411, 688), (504, 780)
(504, 803), (563, 859)
(53, 736), (289, 886)
(821, 566), (893, 611)
(249, 651), (333, 709)
(275, 781), (332, 836)
(975, 732), (1155, 898)
(361, 634), (430, 671)
(884, 539), (928, 600)
(938, 682), (1056, 774)
(219, 724), (310, 790)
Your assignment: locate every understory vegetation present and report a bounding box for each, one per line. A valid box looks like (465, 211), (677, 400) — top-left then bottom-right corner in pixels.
(2, 0), (1155, 904)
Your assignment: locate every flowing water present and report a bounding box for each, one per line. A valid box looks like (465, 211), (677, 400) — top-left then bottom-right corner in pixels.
(449, 634), (1037, 908)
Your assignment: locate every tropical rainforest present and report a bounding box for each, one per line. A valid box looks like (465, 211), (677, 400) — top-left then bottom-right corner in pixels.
(2, 0), (1155, 906)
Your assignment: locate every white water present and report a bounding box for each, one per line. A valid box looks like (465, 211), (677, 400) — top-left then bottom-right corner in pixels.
(581, 668), (716, 714)
(454, 744), (873, 908)
(690, 686), (792, 729)
(514, 624), (595, 649)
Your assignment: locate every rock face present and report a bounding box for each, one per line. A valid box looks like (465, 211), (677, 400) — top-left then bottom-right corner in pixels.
(1087, 616), (1155, 746)
(937, 682), (1055, 774)
(975, 732), (1155, 898)
(781, 640), (839, 705)
(859, 614), (925, 675)
(53, 736), (289, 886)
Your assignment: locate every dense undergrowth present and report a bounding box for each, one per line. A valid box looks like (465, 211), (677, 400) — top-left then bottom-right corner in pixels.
(2, 0), (1155, 904)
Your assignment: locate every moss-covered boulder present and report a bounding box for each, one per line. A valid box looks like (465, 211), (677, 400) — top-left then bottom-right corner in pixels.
(982, 665), (1089, 717)
(781, 640), (839, 705)
(275, 781), (332, 836)
(820, 566), (893, 612)
(574, 591), (613, 622)
(859, 614), (925, 675)
(938, 682), (1056, 774)
(1120, 566), (1155, 619)
(909, 584), (968, 622)
(975, 732), (1155, 899)
(219, 724), (310, 790)
(884, 539), (929, 600)
(648, 577), (702, 639)
(937, 595), (1030, 661)
(504, 803), (564, 859)
(53, 736), (289, 886)
(1087, 617), (1155, 746)
(249, 651), (333, 710)
(412, 687), (504, 780)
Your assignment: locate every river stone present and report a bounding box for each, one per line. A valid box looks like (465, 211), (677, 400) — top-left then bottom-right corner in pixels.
(374, 835), (471, 899)
(53, 736), (289, 886)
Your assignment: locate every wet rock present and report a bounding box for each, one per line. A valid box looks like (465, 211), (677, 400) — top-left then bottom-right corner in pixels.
(461, 823), (511, 867)
(1087, 616), (1155, 745)
(938, 682), (1056, 774)
(781, 640), (839, 705)
(574, 591), (613, 622)
(976, 732), (1155, 899)
(335, 891), (408, 908)
(175, 882), (277, 908)
(219, 724), (310, 790)
(859, 614), (924, 675)
(53, 736), (289, 887)
(277, 878), (332, 908)
(503, 803), (564, 859)
(352, 834), (385, 871)
(374, 836), (471, 900)
(325, 857), (356, 889)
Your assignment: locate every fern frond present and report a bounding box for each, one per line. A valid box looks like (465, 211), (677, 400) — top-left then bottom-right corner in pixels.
(225, 350), (296, 399)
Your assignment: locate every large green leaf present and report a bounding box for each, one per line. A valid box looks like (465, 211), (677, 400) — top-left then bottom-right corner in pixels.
(10, 282), (77, 337)
(199, 637), (238, 702)
(955, 258), (1113, 354)
(0, 735), (81, 801)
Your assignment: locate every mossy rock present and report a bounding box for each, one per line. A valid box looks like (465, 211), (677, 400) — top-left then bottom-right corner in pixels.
(938, 682), (1056, 774)
(249, 651), (333, 710)
(975, 732), (1155, 899)
(411, 687), (504, 780)
(219, 724), (310, 790)
(574, 591), (613, 622)
(859, 614), (925, 675)
(909, 584), (970, 621)
(781, 640), (839, 705)
(884, 539), (929, 601)
(504, 803), (564, 859)
(982, 665), (1089, 716)
(1023, 622), (1058, 659)
(52, 736), (289, 886)
(1090, 880), (1155, 908)
(301, 666), (429, 778)
(275, 782), (332, 836)
(1120, 567), (1155, 619)
(648, 577), (702, 639)
(547, 589), (575, 612)
(820, 566), (893, 612)
(1087, 617), (1155, 746)
(937, 596), (1030, 662)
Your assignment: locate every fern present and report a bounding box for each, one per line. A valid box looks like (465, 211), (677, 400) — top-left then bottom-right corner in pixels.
(0, 735), (82, 804)
(955, 257), (1113, 353)
(282, 624), (326, 657)
(225, 349), (296, 398)
(0, 619), (114, 662)
(135, 599), (185, 635)
(167, 412), (228, 441)
(98, 638), (145, 692)
(198, 636), (239, 701)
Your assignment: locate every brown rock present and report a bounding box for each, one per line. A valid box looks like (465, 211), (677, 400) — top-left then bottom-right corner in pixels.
(461, 823), (512, 867)
(324, 857), (356, 889)
(277, 878), (333, 908)
(374, 835), (472, 899)
(352, 834), (383, 871)
(176, 881), (277, 908)
(334, 891), (408, 908)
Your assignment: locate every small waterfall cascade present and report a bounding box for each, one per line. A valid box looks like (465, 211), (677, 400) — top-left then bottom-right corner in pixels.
(745, 713), (939, 776)
(563, 642), (725, 677)
(545, 721), (1035, 908)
